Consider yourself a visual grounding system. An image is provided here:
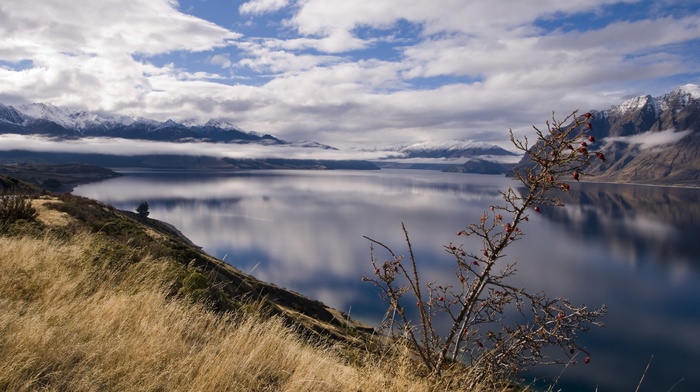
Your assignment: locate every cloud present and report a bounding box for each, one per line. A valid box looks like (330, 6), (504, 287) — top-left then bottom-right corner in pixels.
(0, 0), (240, 111)
(0, 134), (393, 160)
(0, 0), (699, 150)
(239, 0), (289, 15)
(209, 54), (232, 68)
(604, 129), (692, 149)
(0, 0), (239, 58)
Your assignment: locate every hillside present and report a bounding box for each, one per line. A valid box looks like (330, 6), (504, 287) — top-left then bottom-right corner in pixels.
(0, 178), (515, 391)
(0, 162), (120, 192)
(512, 84), (700, 187)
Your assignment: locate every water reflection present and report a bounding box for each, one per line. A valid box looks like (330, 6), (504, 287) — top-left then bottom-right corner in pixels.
(536, 182), (700, 271)
(73, 170), (700, 391)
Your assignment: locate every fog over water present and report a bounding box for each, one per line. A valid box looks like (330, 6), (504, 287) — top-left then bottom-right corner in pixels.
(74, 169), (700, 391)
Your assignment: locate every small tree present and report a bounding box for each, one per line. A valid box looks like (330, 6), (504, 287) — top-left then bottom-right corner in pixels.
(136, 201), (150, 218)
(363, 111), (607, 385)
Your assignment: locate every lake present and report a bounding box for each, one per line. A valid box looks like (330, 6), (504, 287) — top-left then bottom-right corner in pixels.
(73, 169), (700, 391)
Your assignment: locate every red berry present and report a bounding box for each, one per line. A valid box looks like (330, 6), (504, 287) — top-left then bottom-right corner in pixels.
(534, 206), (541, 213)
(588, 135), (595, 142)
(587, 122), (592, 129)
(573, 171), (579, 181)
(595, 152), (606, 162)
(438, 297), (444, 302)
(584, 112), (592, 119)
(548, 175), (554, 182)
(483, 250), (488, 257)
(578, 147), (588, 155)
(581, 141), (588, 147)
(567, 144), (573, 150)
(472, 260), (479, 266)
(375, 268), (380, 275)
(584, 356), (591, 364)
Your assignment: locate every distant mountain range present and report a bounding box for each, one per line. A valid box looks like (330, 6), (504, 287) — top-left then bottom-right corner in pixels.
(0, 101), (519, 173)
(390, 140), (516, 159)
(0, 102), (360, 170)
(0, 102), (284, 144)
(513, 84), (700, 186)
(372, 141), (517, 173)
(2, 83), (699, 184)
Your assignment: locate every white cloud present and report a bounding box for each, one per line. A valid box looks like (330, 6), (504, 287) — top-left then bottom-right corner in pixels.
(0, 0), (698, 150)
(604, 129), (692, 150)
(0, 0), (239, 58)
(239, 0), (289, 15)
(209, 54), (232, 68)
(0, 134), (393, 160)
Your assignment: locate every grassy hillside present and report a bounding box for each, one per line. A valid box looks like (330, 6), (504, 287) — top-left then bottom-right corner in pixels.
(0, 180), (519, 391)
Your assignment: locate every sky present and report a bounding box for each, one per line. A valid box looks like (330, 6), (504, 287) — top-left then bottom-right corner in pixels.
(1, 0), (699, 150)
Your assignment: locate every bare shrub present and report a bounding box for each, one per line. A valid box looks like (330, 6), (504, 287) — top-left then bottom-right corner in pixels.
(0, 188), (37, 233)
(364, 111), (607, 384)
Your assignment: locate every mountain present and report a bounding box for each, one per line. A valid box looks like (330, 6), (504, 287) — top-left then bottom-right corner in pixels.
(392, 140), (516, 159)
(0, 102), (382, 170)
(513, 84), (700, 186)
(373, 140), (518, 173)
(0, 102), (282, 144)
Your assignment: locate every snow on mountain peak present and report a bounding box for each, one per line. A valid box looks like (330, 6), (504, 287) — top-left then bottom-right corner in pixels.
(612, 84), (699, 116)
(612, 94), (657, 115)
(15, 102), (137, 130)
(401, 140), (496, 152)
(677, 83), (700, 99)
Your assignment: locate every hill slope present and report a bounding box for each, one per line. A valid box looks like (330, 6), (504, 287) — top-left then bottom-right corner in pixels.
(512, 84), (700, 186)
(0, 179), (513, 391)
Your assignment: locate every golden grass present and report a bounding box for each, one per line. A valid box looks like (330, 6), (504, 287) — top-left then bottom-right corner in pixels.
(1, 231), (483, 391)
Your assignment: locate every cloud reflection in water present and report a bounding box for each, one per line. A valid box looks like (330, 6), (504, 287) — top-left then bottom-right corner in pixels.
(73, 170), (700, 391)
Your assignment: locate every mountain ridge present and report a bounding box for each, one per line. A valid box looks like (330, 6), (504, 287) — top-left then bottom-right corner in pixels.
(513, 84), (700, 187)
(0, 102), (282, 144)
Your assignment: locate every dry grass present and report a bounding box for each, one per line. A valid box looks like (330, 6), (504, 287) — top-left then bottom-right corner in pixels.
(0, 191), (525, 391)
(0, 231), (516, 391)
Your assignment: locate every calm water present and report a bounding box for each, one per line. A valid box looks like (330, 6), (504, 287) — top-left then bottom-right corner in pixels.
(73, 169), (700, 391)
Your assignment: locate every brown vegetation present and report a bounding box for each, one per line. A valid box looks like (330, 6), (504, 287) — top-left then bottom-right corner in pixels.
(0, 188), (521, 391)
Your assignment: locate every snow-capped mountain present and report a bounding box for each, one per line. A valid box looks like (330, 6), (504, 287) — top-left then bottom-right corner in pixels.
(13, 103), (138, 130)
(609, 84), (700, 120)
(393, 140), (516, 159)
(0, 102), (281, 144)
(370, 140), (517, 174)
(514, 84), (700, 186)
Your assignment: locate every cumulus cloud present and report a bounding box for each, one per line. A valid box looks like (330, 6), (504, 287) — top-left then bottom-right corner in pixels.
(0, 0), (698, 150)
(209, 54), (233, 68)
(239, 0), (289, 15)
(0, 0), (240, 112)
